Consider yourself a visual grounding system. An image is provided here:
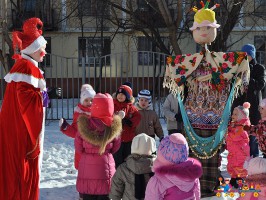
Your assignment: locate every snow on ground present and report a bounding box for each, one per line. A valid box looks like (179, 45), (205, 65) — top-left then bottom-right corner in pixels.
(40, 119), (239, 200)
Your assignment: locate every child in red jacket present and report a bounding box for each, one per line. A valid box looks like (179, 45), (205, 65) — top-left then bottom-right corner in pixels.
(59, 84), (96, 169)
(113, 84), (141, 168)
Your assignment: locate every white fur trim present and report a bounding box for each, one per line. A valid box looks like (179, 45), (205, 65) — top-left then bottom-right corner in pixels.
(21, 53), (38, 67)
(21, 36), (47, 55)
(4, 72), (46, 91)
(74, 106), (91, 115)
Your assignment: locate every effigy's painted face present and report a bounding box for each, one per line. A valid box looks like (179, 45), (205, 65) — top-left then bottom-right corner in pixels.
(193, 26), (217, 45)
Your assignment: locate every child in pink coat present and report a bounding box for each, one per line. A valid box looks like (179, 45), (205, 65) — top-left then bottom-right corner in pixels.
(76, 93), (123, 200)
(59, 84), (96, 169)
(226, 102), (251, 188)
(145, 133), (203, 200)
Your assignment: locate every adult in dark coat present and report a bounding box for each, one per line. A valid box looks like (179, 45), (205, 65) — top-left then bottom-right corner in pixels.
(232, 44), (266, 157)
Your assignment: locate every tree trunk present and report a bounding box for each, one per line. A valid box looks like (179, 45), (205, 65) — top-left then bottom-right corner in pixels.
(156, 0), (182, 55)
(211, 0), (246, 51)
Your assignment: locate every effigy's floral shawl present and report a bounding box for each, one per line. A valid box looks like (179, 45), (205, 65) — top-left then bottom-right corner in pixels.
(163, 50), (249, 96)
(163, 50), (250, 130)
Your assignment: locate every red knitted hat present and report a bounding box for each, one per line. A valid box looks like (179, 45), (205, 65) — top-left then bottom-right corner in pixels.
(12, 17), (47, 57)
(91, 93), (114, 126)
(116, 85), (133, 101)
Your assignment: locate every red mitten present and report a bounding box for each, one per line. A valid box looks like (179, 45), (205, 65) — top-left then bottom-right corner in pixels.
(243, 125), (251, 131)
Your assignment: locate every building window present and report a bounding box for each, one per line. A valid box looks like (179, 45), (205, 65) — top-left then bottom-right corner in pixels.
(78, 37), (111, 66)
(138, 37), (153, 65)
(78, 0), (96, 16)
(23, 0), (36, 12)
(137, 0), (150, 11)
(255, 36), (266, 65)
(136, 0), (174, 28)
(78, 0), (110, 17)
(137, 37), (169, 65)
(254, 0), (266, 16)
(41, 37), (51, 67)
(22, 0), (36, 19)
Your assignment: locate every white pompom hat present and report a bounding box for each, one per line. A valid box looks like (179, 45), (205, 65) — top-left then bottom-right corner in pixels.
(80, 84), (96, 104)
(235, 102), (250, 121)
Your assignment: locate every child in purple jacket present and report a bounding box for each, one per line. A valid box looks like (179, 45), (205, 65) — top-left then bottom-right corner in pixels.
(145, 133), (203, 200)
(76, 93), (123, 200)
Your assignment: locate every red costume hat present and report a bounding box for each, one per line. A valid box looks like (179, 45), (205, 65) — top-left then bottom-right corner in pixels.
(12, 17), (47, 58)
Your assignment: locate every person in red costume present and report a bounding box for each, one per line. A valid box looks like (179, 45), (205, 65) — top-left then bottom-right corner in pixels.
(0, 17), (47, 200)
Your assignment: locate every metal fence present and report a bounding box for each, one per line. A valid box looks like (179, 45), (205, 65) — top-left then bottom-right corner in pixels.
(0, 51), (170, 121)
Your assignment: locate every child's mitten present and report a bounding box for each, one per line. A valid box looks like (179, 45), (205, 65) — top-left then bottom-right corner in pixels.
(59, 118), (69, 130)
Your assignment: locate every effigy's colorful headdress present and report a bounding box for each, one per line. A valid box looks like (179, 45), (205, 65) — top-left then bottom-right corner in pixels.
(190, 0), (220, 31)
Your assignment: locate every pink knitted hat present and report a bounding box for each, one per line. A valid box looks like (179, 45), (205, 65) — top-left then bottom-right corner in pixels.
(235, 102), (250, 121)
(155, 133), (189, 166)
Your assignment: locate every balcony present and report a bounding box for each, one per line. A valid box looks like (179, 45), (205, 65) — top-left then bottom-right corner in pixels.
(10, 1), (58, 31)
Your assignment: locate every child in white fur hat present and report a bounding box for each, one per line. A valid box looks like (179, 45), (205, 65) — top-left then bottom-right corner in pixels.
(226, 102), (251, 188)
(59, 84), (96, 169)
(237, 157), (266, 200)
(110, 133), (157, 200)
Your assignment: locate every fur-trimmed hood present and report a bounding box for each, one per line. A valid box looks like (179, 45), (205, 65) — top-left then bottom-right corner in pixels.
(153, 158), (202, 180)
(77, 114), (122, 154)
(153, 158), (202, 192)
